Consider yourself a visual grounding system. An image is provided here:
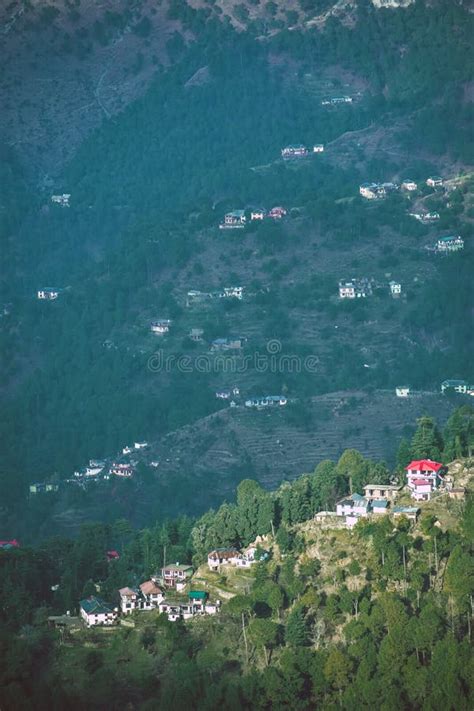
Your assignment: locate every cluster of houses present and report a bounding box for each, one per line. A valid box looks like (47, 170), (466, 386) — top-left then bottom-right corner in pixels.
(207, 544), (268, 570)
(281, 144), (324, 159)
(214, 391), (288, 411)
(441, 379), (474, 395)
(33, 440), (154, 495)
(187, 286), (244, 305)
(395, 382), (474, 397)
(359, 182), (399, 200)
(409, 211), (440, 224)
(219, 206), (287, 228)
(316, 458), (458, 529)
(338, 278), (401, 299)
(211, 336), (246, 352)
(37, 288), (61, 300)
(338, 278), (374, 299)
(321, 96), (353, 106)
(435, 235), (464, 253)
(80, 543), (271, 628)
(216, 386), (240, 401)
(29, 481), (59, 495)
(51, 194), (70, 207)
(359, 176), (444, 200)
(80, 562), (221, 626)
(73, 457), (137, 481)
(245, 395), (287, 409)
(151, 319), (172, 335)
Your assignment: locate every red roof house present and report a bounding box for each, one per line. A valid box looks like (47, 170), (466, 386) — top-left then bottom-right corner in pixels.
(0, 539), (20, 549)
(406, 460), (443, 473)
(268, 206), (287, 219)
(406, 460), (444, 500)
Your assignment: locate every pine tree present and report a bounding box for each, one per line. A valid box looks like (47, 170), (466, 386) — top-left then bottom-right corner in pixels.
(396, 438), (412, 470)
(285, 606), (308, 647)
(410, 417), (443, 460)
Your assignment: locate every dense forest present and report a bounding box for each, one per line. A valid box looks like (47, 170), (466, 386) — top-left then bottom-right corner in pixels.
(1, 408), (473, 709)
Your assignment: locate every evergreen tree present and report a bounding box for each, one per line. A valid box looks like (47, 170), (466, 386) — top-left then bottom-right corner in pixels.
(410, 417), (443, 460)
(285, 606), (308, 647)
(396, 438), (412, 470)
(336, 450), (370, 493)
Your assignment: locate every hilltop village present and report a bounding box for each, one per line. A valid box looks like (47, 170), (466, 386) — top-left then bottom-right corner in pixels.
(24, 451), (469, 642)
(36, 453), (469, 633)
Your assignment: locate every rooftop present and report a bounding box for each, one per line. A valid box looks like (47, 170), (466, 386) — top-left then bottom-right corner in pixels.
(140, 580), (163, 595)
(406, 459), (443, 472)
(80, 596), (114, 615)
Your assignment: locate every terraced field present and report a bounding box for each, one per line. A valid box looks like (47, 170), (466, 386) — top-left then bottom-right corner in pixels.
(152, 389), (456, 493)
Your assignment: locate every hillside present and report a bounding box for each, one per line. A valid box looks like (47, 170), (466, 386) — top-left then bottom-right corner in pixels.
(0, 451), (472, 709)
(1, 0), (473, 534)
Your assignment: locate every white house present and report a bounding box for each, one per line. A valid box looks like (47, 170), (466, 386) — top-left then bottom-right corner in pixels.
(436, 235), (464, 252)
(392, 506), (420, 522)
(441, 379), (469, 394)
(207, 548), (239, 571)
(359, 183), (385, 200)
(401, 180), (417, 191)
(371, 500), (389, 514)
(159, 564), (193, 590)
(336, 493), (370, 518)
(37, 288), (60, 300)
(189, 328), (204, 342)
(422, 212), (440, 222)
(406, 459), (443, 500)
(151, 319), (172, 334)
(51, 194), (71, 207)
(80, 596), (118, 627)
(157, 593), (220, 622)
(339, 279), (372, 299)
(123, 446), (133, 455)
(395, 386), (410, 397)
(389, 281), (402, 297)
(331, 96), (353, 104)
(158, 600), (186, 621)
(244, 395), (287, 409)
(119, 587), (140, 615)
(134, 442), (148, 450)
(84, 465), (104, 477)
(359, 183), (379, 199)
(139, 580), (164, 609)
(426, 176), (443, 188)
(222, 286), (244, 299)
(250, 208), (266, 220)
(211, 337), (245, 351)
(313, 144), (324, 153)
(220, 210), (246, 229)
(408, 478), (433, 501)
(410, 212), (440, 223)
(281, 144), (308, 158)
(109, 463), (134, 478)
(363, 484), (401, 501)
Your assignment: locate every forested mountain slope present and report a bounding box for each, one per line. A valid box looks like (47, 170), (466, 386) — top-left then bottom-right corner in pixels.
(0, 0), (473, 533)
(0, 440), (473, 709)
